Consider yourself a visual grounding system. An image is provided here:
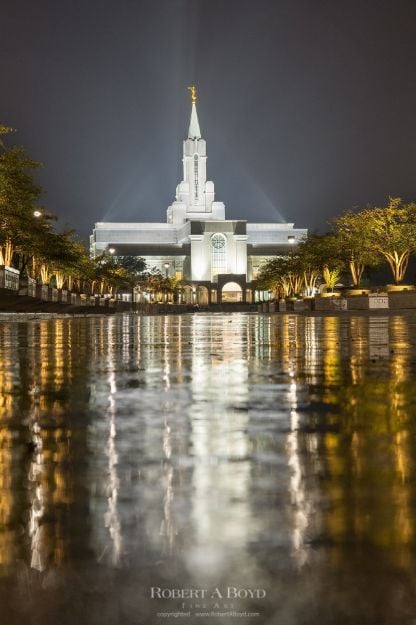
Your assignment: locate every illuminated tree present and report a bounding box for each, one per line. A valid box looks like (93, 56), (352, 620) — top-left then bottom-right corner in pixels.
(114, 255), (146, 276)
(257, 255), (304, 298)
(257, 235), (341, 298)
(0, 145), (45, 266)
(90, 254), (149, 296)
(333, 210), (381, 286)
(51, 237), (92, 290)
(362, 198), (416, 284)
(295, 237), (322, 294)
(299, 233), (344, 292)
(0, 125), (13, 148)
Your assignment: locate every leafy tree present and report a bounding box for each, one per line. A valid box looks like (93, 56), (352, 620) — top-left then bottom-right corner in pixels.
(257, 255), (304, 298)
(132, 268), (177, 302)
(303, 233), (344, 291)
(0, 125), (13, 149)
(361, 198), (416, 284)
(50, 234), (91, 289)
(294, 236), (323, 294)
(332, 210), (381, 286)
(112, 255), (147, 296)
(91, 255), (115, 295)
(114, 255), (146, 276)
(0, 144), (46, 266)
(106, 265), (132, 295)
(63, 241), (95, 292)
(31, 230), (80, 286)
(89, 254), (147, 296)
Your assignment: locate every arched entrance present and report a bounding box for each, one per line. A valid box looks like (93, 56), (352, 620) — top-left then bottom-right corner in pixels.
(221, 282), (243, 303)
(181, 285), (193, 304)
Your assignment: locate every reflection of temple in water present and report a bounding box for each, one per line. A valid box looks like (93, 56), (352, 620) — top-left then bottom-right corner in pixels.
(0, 311), (416, 599)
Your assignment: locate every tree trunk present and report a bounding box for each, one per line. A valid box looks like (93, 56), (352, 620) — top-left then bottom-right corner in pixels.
(4, 239), (14, 267)
(383, 250), (410, 284)
(349, 260), (363, 287)
(40, 263), (50, 285)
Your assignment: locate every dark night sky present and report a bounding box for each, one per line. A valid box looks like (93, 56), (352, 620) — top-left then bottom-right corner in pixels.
(2, 0), (416, 240)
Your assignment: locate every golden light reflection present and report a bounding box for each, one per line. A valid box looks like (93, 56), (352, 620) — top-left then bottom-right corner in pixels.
(0, 318), (95, 572)
(0, 312), (415, 581)
(322, 316), (341, 393)
(0, 429), (14, 567)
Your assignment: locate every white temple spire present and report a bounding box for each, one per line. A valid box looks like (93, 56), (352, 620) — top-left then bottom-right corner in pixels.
(187, 85), (201, 139)
(166, 86), (225, 224)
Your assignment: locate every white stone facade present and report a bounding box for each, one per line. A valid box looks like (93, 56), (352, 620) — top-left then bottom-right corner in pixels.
(90, 97), (307, 300)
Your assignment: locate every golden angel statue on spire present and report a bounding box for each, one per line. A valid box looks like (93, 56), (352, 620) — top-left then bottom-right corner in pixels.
(188, 85), (197, 104)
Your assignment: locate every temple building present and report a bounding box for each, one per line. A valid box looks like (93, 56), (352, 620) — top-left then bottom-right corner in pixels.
(90, 87), (307, 303)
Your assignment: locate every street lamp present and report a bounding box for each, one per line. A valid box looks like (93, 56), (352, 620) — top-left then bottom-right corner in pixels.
(109, 248), (115, 255)
(33, 210), (42, 218)
(288, 235), (296, 245)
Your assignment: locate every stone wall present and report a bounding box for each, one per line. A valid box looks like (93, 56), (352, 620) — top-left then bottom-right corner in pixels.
(388, 292), (416, 309)
(346, 296), (369, 310)
(0, 266), (19, 291)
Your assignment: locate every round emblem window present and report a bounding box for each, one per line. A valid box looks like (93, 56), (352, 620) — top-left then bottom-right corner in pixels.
(211, 234), (226, 249)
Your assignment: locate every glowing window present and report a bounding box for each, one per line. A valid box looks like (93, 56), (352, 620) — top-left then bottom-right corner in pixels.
(211, 233), (227, 280)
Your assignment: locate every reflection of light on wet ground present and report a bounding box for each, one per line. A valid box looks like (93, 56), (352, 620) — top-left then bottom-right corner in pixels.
(1, 313), (416, 622)
(104, 319), (122, 566)
(369, 317), (389, 359)
(28, 420), (46, 571)
(184, 316), (252, 579)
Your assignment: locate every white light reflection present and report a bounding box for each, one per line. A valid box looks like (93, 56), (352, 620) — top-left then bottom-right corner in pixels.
(122, 314), (131, 363)
(163, 316), (171, 390)
(159, 316), (178, 555)
(286, 317), (312, 568)
(188, 315), (251, 578)
(104, 320), (122, 566)
(28, 419), (46, 571)
(160, 455), (177, 555)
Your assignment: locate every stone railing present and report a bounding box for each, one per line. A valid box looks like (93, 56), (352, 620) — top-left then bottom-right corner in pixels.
(59, 289), (68, 303)
(27, 277), (36, 297)
(257, 291), (416, 314)
(36, 285), (49, 301)
(18, 275), (36, 297)
(0, 275), (130, 312)
(50, 288), (59, 302)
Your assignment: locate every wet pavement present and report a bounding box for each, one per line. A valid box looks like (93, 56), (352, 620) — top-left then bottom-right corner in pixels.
(1, 312), (416, 624)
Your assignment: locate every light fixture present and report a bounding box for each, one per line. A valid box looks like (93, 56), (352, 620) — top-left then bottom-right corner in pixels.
(109, 248), (115, 255)
(288, 235), (296, 245)
(33, 210), (42, 218)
